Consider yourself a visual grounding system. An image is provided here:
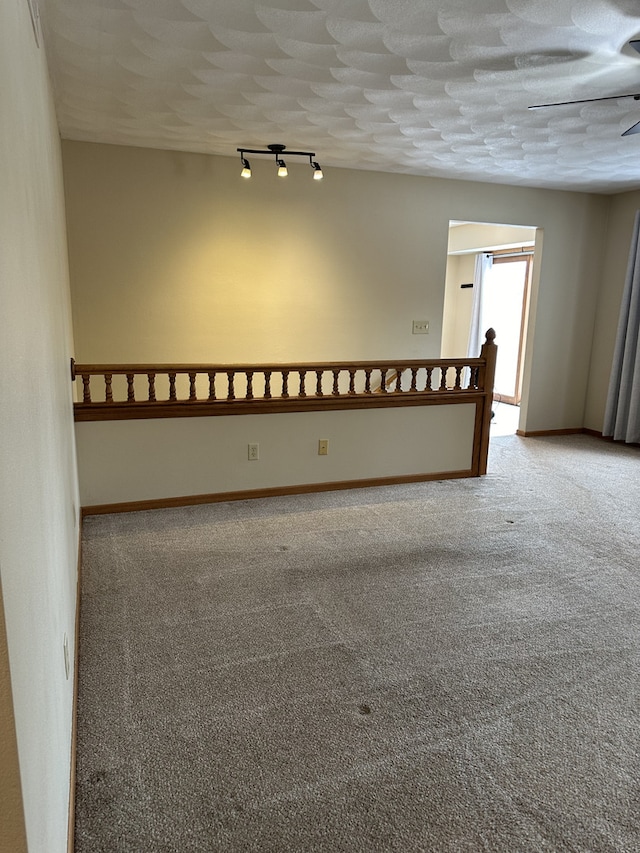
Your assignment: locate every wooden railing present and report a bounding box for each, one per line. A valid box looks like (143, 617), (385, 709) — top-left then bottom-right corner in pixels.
(72, 330), (497, 474)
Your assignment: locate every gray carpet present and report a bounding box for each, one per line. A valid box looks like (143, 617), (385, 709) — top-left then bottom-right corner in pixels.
(75, 434), (640, 852)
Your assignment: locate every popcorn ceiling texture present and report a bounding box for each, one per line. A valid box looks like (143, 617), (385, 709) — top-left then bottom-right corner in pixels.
(41, 0), (640, 192)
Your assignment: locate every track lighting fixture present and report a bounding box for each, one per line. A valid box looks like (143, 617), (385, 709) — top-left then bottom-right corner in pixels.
(236, 144), (323, 180)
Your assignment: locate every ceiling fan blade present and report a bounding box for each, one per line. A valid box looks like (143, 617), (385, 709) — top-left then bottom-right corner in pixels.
(529, 92), (640, 110)
(622, 119), (640, 137)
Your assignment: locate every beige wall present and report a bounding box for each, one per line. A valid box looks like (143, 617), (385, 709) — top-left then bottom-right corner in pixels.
(63, 141), (449, 364)
(63, 141), (609, 434)
(0, 2), (79, 851)
(76, 405), (476, 507)
(441, 254), (475, 359)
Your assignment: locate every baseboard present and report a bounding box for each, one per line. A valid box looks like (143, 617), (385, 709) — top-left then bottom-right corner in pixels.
(80, 469), (474, 516)
(67, 523), (82, 853)
(515, 427), (613, 440)
(516, 427), (584, 437)
(582, 428), (605, 439)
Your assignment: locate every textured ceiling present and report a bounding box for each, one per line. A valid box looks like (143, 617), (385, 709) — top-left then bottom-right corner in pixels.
(39, 0), (640, 193)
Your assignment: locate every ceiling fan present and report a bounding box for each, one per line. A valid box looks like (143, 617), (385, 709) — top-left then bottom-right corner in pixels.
(528, 39), (640, 136)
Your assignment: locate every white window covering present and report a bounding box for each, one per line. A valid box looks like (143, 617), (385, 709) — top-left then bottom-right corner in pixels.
(466, 252), (493, 359)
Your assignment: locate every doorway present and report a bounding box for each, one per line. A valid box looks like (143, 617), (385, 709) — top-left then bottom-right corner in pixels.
(483, 249), (533, 406)
(441, 221), (538, 435)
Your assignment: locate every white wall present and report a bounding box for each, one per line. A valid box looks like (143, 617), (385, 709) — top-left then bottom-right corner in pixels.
(62, 142), (609, 434)
(75, 405), (476, 507)
(0, 2), (79, 851)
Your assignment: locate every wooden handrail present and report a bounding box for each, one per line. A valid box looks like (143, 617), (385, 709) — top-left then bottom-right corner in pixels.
(72, 357), (488, 375)
(72, 330), (497, 476)
(72, 331), (497, 425)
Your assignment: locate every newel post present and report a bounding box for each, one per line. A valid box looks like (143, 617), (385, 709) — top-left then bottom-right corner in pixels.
(477, 328), (497, 476)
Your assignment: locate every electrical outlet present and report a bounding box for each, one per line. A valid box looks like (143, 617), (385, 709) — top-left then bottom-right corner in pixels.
(63, 634), (70, 680)
(412, 320), (430, 334)
(248, 443), (259, 461)
(318, 439), (328, 456)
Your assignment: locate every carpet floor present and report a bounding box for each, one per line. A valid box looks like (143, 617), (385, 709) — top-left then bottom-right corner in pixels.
(75, 434), (640, 852)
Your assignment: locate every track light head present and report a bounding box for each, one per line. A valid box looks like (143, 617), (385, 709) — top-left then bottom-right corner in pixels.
(240, 156), (251, 178)
(277, 159), (288, 177)
(311, 161), (323, 180)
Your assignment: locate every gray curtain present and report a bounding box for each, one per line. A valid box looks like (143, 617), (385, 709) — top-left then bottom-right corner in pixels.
(603, 210), (640, 443)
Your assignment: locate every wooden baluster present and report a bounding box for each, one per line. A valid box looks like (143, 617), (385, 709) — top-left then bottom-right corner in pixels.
(226, 371), (235, 400)
(425, 367), (433, 391)
(73, 358), (489, 410)
(82, 374), (91, 403)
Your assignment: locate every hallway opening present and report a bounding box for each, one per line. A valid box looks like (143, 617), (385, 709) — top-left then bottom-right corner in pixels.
(441, 220), (538, 436)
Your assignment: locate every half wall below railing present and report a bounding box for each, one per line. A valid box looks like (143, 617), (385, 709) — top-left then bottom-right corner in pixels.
(72, 330), (497, 481)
